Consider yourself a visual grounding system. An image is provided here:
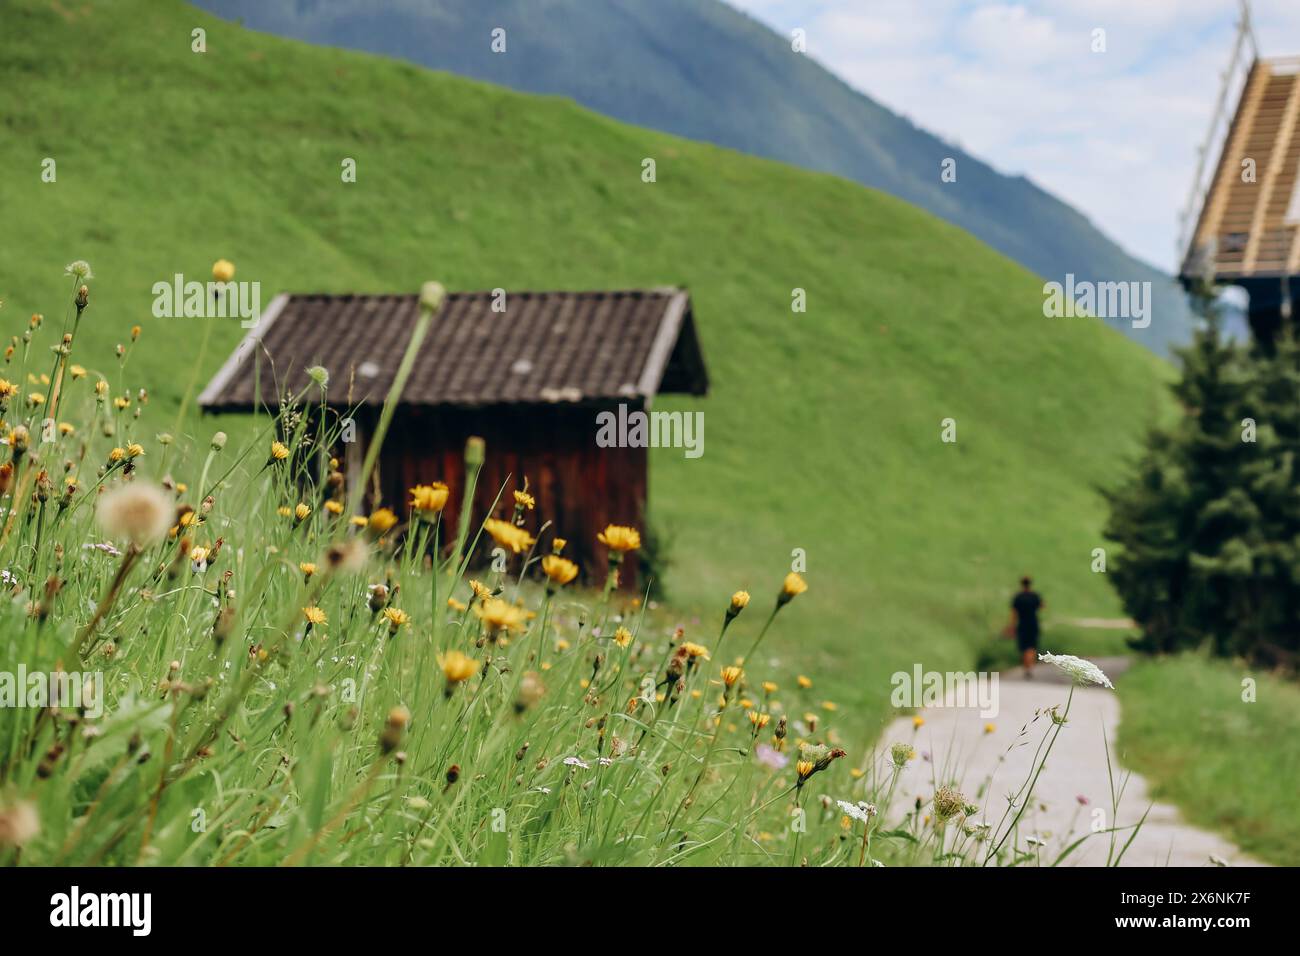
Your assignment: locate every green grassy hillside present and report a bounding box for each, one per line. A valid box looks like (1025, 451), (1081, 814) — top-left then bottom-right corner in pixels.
(194, 0), (1199, 357)
(0, 0), (1169, 739)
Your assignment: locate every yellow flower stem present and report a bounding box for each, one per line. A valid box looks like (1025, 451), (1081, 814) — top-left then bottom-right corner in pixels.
(789, 789), (805, 865)
(69, 544), (141, 661)
(446, 463), (482, 580)
(43, 276), (81, 419)
(346, 306), (436, 518)
(738, 605), (780, 667)
(427, 517), (440, 632)
(659, 685), (730, 846)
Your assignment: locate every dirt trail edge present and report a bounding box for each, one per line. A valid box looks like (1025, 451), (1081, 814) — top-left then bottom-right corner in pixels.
(876, 660), (1263, 867)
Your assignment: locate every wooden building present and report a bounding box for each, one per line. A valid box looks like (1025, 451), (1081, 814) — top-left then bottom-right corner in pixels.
(197, 288), (709, 583)
(1179, 34), (1300, 346)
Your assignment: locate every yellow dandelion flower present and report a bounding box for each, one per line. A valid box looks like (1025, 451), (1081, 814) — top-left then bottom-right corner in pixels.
(541, 554), (578, 587)
(324, 500), (344, 515)
(349, 515), (367, 527)
(597, 524), (640, 553)
(796, 675), (812, 689)
(409, 482), (449, 516)
(438, 650), (478, 684)
(474, 596), (528, 635)
(294, 503), (311, 521)
(269, 441), (290, 462)
(69, 365), (87, 380)
(300, 562), (317, 578)
(749, 711), (771, 728)
(483, 517), (535, 554)
(612, 626), (633, 648)
(58, 422), (74, 435)
(682, 641), (710, 659)
(762, 680), (778, 694)
(125, 443), (144, 459)
(513, 489), (535, 510)
(446, 597), (467, 613)
(277, 506), (293, 518)
(382, 607), (410, 634)
(913, 715), (925, 729)
(367, 508), (398, 536)
(779, 572), (807, 604)
(984, 723), (996, 735)
(721, 665), (743, 687)
(303, 606), (327, 626)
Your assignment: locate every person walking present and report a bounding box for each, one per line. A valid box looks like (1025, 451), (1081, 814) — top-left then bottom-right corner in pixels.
(1005, 576), (1043, 677)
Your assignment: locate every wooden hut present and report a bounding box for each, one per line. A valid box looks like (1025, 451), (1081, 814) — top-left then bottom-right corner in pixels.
(197, 288), (709, 584)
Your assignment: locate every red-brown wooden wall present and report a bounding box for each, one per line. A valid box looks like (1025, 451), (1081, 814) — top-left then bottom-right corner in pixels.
(352, 402), (647, 588)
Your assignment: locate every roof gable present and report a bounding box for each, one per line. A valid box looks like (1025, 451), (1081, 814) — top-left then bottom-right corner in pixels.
(198, 288), (708, 411)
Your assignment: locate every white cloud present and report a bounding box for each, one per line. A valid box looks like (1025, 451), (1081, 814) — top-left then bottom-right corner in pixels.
(724, 0), (1300, 271)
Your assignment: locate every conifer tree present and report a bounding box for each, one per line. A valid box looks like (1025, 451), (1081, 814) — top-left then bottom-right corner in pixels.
(1104, 284), (1252, 655)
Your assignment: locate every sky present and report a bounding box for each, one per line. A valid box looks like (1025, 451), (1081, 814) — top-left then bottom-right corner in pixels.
(723, 0), (1300, 272)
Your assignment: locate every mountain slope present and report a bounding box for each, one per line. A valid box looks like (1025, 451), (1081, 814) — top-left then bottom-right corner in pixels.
(192, 0), (1195, 356)
(0, 0), (1169, 733)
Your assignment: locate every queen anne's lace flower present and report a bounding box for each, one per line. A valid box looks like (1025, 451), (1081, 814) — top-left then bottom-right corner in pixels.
(836, 800), (877, 824)
(1038, 652), (1114, 689)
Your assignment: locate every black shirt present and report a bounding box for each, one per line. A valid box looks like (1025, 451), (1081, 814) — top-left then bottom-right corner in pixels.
(1012, 590), (1042, 637)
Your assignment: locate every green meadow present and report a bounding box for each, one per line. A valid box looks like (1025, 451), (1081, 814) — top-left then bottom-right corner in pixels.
(13, 0), (1299, 870)
(0, 0), (1173, 747)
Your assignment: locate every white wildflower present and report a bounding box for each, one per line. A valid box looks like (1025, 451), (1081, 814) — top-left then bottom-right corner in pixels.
(64, 260), (93, 281)
(562, 756), (590, 770)
(1038, 652), (1114, 689)
(836, 800), (877, 824)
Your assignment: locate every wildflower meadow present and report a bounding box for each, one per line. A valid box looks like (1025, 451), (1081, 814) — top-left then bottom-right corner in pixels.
(0, 264), (1137, 869)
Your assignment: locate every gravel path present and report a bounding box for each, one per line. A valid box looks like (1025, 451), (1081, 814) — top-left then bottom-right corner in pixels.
(876, 659), (1263, 867)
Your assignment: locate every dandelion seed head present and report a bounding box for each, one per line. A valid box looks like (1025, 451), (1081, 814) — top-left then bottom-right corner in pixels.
(96, 481), (173, 547)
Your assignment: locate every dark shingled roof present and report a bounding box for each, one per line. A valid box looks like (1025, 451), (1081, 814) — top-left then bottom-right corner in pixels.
(198, 288), (708, 411)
